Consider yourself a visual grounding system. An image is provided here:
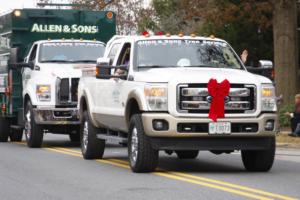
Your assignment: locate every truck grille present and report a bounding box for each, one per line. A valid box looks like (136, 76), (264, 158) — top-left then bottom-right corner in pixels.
(178, 84), (256, 114)
(57, 78), (79, 104)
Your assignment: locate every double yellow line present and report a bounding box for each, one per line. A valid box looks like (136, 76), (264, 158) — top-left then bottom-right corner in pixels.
(14, 142), (298, 200)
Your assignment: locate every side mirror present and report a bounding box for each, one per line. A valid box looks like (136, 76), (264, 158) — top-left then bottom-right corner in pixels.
(246, 60), (274, 81)
(97, 57), (111, 66)
(258, 60), (273, 69)
(96, 65), (128, 80)
(9, 61), (34, 70)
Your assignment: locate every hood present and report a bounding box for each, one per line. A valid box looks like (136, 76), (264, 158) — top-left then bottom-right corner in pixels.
(133, 67), (272, 84)
(38, 63), (96, 79)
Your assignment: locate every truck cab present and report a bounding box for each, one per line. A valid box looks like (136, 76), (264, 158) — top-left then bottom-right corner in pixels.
(21, 39), (105, 147)
(0, 9), (116, 147)
(79, 34), (278, 173)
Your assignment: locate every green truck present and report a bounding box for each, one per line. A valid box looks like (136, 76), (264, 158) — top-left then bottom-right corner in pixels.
(0, 9), (116, 147)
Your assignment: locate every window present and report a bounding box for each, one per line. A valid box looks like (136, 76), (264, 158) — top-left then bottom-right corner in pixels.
(117, 43), (131, 66)
(107, 43), (121, 64)
(29, 45), (38, 62)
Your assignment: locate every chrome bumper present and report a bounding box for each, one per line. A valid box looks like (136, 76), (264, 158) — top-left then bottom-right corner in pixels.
(142, 113), (278, 137)
(33, 107), (80, 125)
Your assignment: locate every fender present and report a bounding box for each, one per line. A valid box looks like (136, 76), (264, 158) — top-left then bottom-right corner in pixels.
(126, 89), (148, 111)
(125, 89), (148, 129)
(79, 87), (99, 127)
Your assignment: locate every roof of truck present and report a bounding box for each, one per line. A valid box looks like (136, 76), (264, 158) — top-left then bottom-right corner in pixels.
(107, 35), (227, 48)
(34, 39), (106, 45)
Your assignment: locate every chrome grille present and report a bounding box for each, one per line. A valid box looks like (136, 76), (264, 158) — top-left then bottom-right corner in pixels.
(57, 78), (79, 104)
(178, 84), (256, 114)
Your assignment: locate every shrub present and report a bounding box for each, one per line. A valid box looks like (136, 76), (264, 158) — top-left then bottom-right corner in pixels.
(279, 104), (294, 127)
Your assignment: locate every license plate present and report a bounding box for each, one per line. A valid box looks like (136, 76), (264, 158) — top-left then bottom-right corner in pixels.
(209, 122), (231, 134)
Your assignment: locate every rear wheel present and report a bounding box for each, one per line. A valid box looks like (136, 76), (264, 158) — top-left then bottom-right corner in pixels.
(10, 129), (23, 142)
(176, 150), (199, 159)
(0, 117), (10, 142)
(128, 114), (158, 173)
(241, 137), (275, 172)
(80, 111), (105, 159)
(24, 101), (44, 148)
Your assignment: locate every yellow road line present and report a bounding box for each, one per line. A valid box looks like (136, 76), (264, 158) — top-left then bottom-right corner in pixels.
(11, 142), (298, 200)
(109, 159), (297, 200)
(46, 149), (270, 200)
(169, 172), (297, 200)
(154, 172), (272, 200)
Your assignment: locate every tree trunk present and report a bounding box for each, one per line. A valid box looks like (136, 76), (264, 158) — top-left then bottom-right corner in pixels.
(273, 0), (298, 105)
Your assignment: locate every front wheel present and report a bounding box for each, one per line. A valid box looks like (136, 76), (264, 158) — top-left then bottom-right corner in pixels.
(176, 150), (199, 159)
(128, 114), (158, 173)
(241, 137), (275, 172)
(24, 101), (44, 148)
(80, 111), (105, 159)
(0, 117), (10, 142)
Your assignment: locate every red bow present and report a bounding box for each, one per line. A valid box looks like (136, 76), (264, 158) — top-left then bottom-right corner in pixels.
(207, 79), (230, 122)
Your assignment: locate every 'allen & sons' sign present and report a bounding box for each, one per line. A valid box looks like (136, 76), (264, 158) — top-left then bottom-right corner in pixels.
(31, 23), (99, 34)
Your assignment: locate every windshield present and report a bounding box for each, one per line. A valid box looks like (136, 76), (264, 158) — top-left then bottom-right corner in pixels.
(136, 39), (243, 70)
(39, 42), (105, 63)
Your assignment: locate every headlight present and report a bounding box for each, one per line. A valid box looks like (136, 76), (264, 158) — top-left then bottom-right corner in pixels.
(144, 84), (168, 111)
(261, 84), (276, 112)
(36, 85), (51, 101)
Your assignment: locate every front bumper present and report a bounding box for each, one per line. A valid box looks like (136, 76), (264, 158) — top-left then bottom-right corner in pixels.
(33, 107), (80, 125)
(142, 113), (277, 137)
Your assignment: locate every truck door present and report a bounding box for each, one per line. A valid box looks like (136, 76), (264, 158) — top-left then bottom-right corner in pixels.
(93, 42), (122, 128)
(94, 42), (129, 130)
(22, 44), (37, 88)
(109, 42), (132, 131)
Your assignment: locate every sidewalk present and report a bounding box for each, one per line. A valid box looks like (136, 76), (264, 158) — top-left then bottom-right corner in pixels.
(277, 128), (300, 148)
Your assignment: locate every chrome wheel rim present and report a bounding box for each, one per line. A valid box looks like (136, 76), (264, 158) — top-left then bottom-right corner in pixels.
(131, 127), (138, 164)
(24, 110), (31, 140)
(82, 120), (88, 151)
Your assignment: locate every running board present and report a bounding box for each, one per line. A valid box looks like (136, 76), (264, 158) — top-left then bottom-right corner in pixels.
(96, 134), (128, 144)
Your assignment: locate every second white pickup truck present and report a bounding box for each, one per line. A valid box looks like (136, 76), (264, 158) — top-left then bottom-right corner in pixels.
(78, 35), (278, 173)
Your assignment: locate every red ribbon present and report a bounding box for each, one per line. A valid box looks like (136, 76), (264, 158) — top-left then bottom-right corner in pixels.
(207, 79), (230, 122)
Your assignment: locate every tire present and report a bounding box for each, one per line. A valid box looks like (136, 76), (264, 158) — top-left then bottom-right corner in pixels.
(241, 137), (275, 172)
(10, 129), (23, 142)
(80, 111), (105, 159)
(176, 150), (199, 159)
(128, 114), (158, 173)
(0, 117), (10, 142)
(24, 101), (44, 148)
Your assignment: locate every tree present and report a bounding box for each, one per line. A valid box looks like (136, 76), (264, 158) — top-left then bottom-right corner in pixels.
(72, 0), (152, 34)
(144, 0), (206, 34)
(273, 0), (299, 104)
(199, 0), (274, 65)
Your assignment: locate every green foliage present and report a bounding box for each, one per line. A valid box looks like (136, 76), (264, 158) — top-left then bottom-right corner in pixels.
(141, 0), (274, 64)
(279, 104), (294, 127)
(198, 0), (274, 64)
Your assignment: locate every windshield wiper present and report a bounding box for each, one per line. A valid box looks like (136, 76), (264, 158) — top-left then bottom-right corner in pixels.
(71, 60), (96, 63)
(184, 65), (218, 68)
(40, 60), (72, 63)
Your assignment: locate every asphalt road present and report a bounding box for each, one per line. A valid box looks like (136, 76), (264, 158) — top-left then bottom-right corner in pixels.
(0, 134), (300, 200)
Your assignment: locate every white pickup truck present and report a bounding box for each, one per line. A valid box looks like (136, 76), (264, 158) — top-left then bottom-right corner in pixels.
(19, 40), (105, 147)
(78, 35), (277, 173)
